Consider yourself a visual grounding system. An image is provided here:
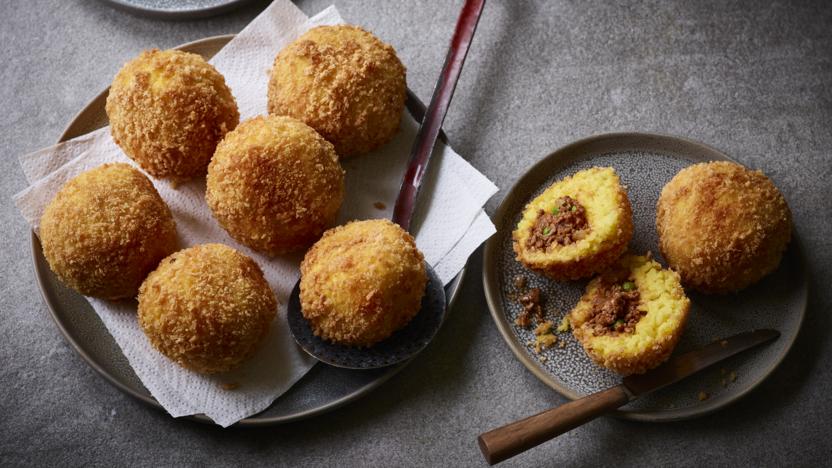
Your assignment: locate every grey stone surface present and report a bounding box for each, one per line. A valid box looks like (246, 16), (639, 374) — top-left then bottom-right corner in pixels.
(1, 0), (830, 466)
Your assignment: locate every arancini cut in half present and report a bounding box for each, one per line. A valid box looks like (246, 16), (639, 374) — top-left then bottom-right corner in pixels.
(267, 25), (406, 158)
(656, 161), (792, 294)
(106, 49), (239, 182)
(513, 167), (633, 280)
(206, 115), (344, 256)
(39, 163), (177, 299)
(138, 244), (276, 374)
(299, 219), (427, 347)
(569, 254), (691, 375)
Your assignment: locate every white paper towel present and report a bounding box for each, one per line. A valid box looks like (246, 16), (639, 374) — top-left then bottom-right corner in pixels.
(13, 0), (497, 427)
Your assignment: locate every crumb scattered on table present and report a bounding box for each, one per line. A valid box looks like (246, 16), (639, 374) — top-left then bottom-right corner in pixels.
(698, 391), (709, 401)
(720, 340), (729, 348)
(717, 369), (737, 388)
(373, 201), (386, 210)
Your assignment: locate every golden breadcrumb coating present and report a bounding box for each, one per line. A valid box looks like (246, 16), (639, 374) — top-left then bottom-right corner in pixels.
(656, 161), (792, 294)
(138, 244), (276, 374)
(39, 163), (177, 299)
(206, 115), (344, 255)
(570, 254), (691, 375)
(267, 25), (406, 158)
(513, 167), (633, 280)
(299, 219), (427, 347)
(106, 49), (239, 181)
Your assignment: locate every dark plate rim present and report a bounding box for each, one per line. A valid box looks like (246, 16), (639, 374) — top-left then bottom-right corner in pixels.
(31, 34), (468, 427)
(100, 0), (256, 20)
(481, 131), (808, 422)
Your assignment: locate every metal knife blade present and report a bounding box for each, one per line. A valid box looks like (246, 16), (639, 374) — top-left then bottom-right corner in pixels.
(622, 329), (780, 397)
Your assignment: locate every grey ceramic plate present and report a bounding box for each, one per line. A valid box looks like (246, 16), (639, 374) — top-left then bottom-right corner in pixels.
(32, 35), (466, 427)
(100, 0), (254, 20)
(482, 133), (807, 422)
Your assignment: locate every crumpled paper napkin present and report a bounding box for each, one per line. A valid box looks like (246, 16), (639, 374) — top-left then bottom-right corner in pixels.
(13, 0), (497, 427)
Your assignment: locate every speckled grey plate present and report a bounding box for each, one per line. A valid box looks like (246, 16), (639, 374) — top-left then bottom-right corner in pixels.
(100, 0), (254, 20)
(287, 263), (446, 369)
(32, 35), (466, 427)
(482, 133), (807, 422)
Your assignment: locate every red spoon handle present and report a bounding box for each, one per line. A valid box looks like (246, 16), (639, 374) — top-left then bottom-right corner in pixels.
(392, 0), (486, 232)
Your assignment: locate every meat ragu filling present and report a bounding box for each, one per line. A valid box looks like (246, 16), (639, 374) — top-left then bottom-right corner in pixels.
(526, 196), (589, 251)
(515, 287), (543, 328)
(587, 277), (645, 336)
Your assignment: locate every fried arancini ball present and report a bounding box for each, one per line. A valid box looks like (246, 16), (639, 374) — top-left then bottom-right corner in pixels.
(267, 25), (407, 158)
(106, 49), (239, 181)
(656, 161), (792, 294)
(39, 163), (177, 299)
(299, 219), (427, 347)
(570, 254), (690, 375)
(206, 115), (344, 255)
(513, 167), (633, 280)
(138, 244), (276, 374)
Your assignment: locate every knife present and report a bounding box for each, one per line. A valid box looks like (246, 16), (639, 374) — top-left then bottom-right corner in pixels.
(477, 329), (780, 465)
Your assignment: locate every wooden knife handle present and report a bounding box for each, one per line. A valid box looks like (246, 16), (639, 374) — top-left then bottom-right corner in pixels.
(477, 385), (632, 465)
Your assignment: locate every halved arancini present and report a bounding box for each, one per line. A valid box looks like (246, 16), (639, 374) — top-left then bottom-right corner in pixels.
(513, 167), (633, 280)
(570, 254), (691, 375)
